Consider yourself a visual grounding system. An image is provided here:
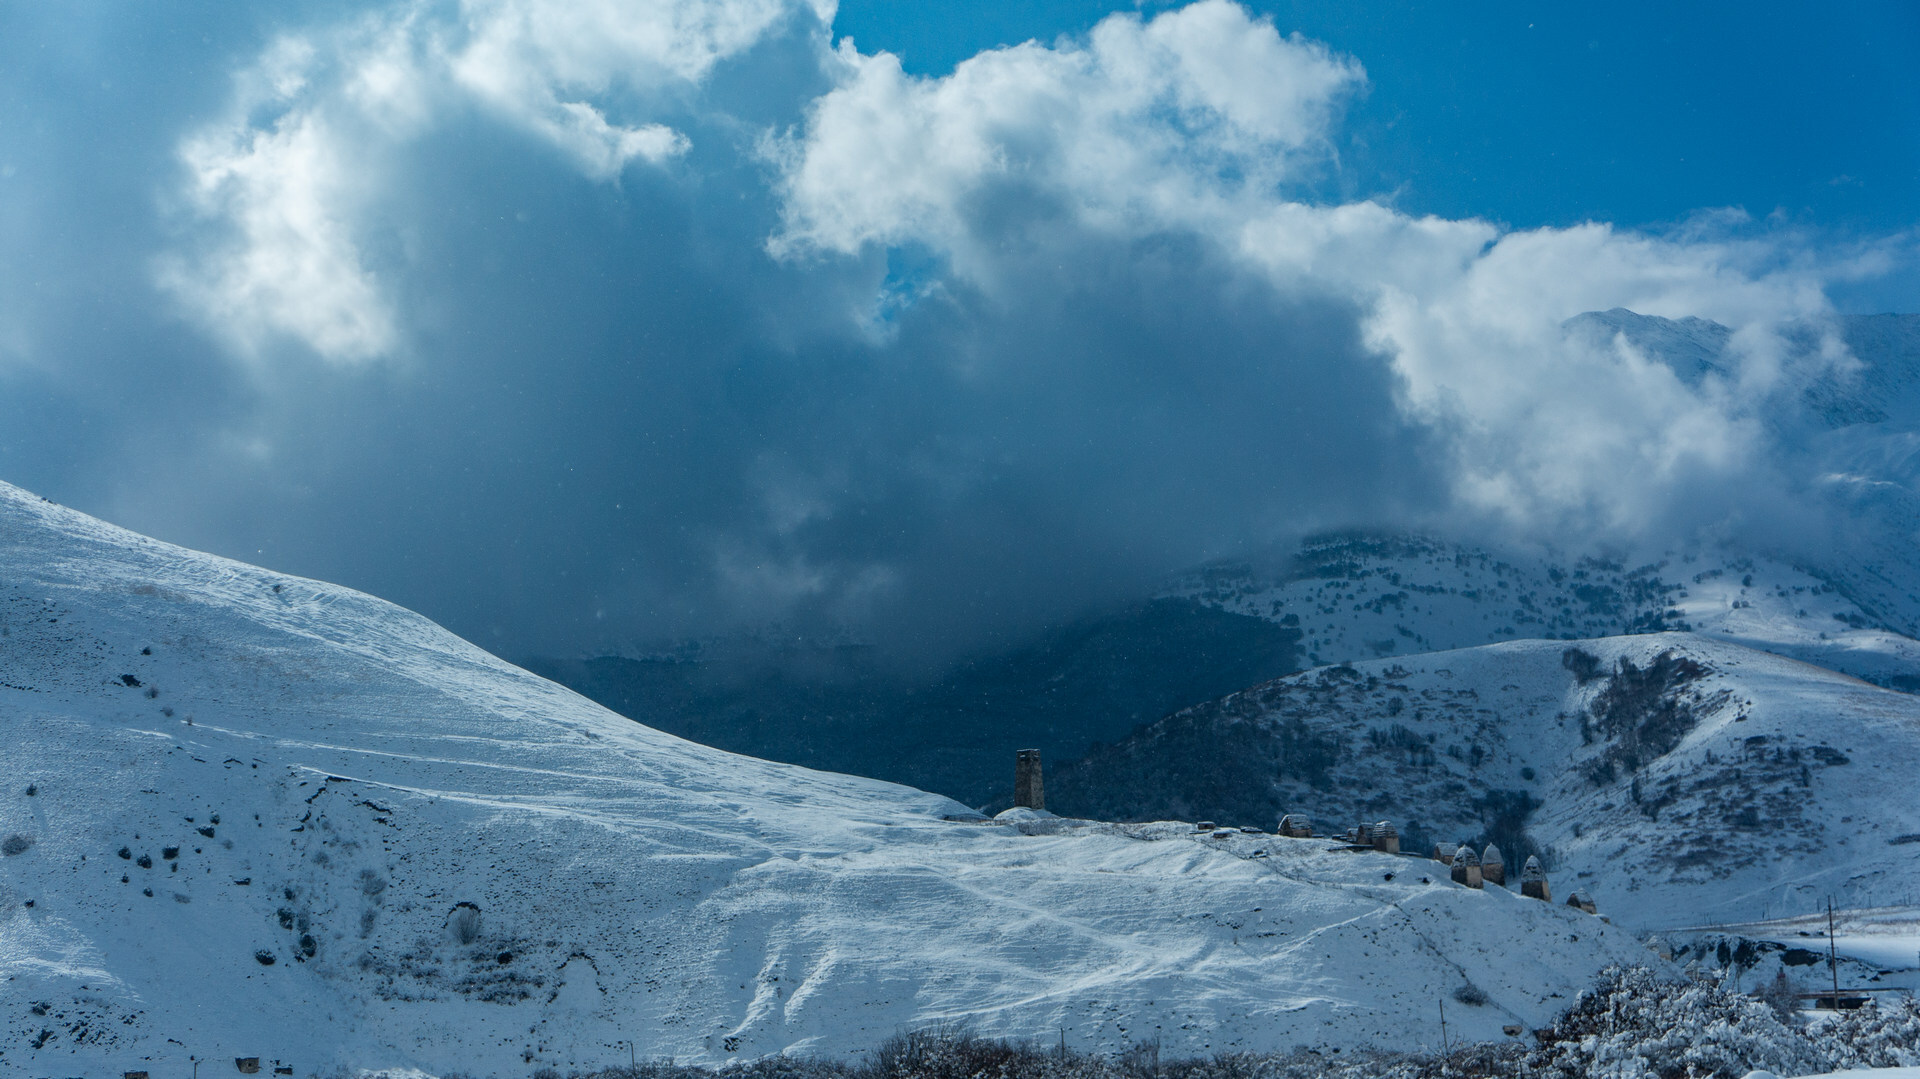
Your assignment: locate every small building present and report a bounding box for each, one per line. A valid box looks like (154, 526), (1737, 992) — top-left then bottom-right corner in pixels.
(1520, 856), (1550, 902)
(1368, 821), (1400, 854)
(1432, 843), (1454, 865)
(1278, 814), (1314, 838)
(1450, 845), (1483, 889)
(1567, 889), (1597, 915)
(1481, 843), (1506, 887)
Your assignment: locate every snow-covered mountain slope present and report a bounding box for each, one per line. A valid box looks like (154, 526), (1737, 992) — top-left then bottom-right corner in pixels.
(1567, 308), (1920, 649)
(1047, 633), (1920, 935)
(0, 483), (1664, 1077)
(1168, 534), (1920, 691)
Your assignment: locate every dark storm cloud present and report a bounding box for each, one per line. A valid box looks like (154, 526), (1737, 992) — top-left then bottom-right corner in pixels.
(0, 3), (303, 510)
(0, 0), (1906, 666)
(77, 94), (1437, 662)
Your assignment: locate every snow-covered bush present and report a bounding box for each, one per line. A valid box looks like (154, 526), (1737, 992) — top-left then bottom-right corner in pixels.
(551, 966), (1920, 1079)
(1809, 994), (1920, 1069)
(1452, 981), (1490, 1006)
(1520, 965), (1827, 1079)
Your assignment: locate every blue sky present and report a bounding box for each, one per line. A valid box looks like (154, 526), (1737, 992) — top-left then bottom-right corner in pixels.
(842, 2), (1920, 281)
(1, 0), (1915, 662)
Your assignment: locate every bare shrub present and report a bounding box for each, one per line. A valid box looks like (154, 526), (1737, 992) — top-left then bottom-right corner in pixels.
(1451, 982), (1489, 1006)
(448, 902), (482, 944)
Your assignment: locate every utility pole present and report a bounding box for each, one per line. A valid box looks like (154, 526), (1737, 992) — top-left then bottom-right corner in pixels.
(1439, 997), (1449, 1055)
(1828, 897), (1841, 1007)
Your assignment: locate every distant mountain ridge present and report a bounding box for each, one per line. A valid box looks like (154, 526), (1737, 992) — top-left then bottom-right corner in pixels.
(538, 312), (1920, 814)
(538, 529), (1920, 814)
(1166, 532), (1920, 691)
(1046, 632), (1920, 933)
(1565, 309), (1920, 431)
(534, 529), (1920, 819)
(1566, 309), (1920, 645)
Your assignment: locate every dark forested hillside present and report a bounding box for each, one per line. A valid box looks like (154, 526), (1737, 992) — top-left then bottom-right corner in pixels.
(528, 598), (1301, 806)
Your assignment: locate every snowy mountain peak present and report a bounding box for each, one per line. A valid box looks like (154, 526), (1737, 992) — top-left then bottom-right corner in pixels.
(1565, 308), (1734, 387)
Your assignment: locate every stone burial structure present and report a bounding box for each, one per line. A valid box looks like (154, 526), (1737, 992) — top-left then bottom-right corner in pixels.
(1481, 843), (1506, 886)
(1365, 821), (1400, 853)
(1427, 843), (1571, 907)
(1521, 856), (1551, 901)
(1269, 805), (1574, 907)
(1451, 845), (1484, 889)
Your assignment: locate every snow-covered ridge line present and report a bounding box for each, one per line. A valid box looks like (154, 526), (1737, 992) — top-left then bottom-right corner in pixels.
(1167, 530), (1920, 691)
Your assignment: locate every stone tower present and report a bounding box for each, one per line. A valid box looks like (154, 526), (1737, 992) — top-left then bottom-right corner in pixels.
(1015, 748), (1045, 810)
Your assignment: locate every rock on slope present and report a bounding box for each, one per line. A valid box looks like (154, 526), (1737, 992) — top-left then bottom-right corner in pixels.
(0, 483), (1659, 1076)
(1049, 633), (1920, 932)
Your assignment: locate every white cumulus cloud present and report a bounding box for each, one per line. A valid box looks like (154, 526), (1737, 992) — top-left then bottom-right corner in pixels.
(770, 0), (1867, 543)
(162, 0), (821, 366)
(159, 31), (405, 368)
(770, 0), (1364, 268)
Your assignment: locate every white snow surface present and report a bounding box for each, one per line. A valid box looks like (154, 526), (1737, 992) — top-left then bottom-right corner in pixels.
(0, 483), (1665, 1076)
